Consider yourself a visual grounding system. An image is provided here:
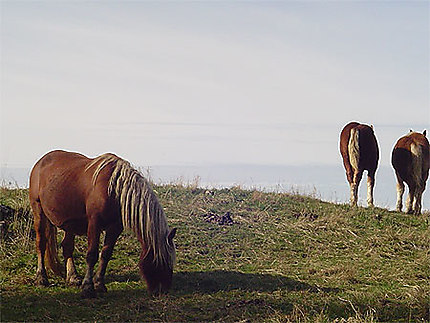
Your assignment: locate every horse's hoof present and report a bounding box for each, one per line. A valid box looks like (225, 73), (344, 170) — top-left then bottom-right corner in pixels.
(35, 273), (49, 287)
(81, 285), (96, 299)
(94, 283), (107, 293)
(67, 275), (82, 287)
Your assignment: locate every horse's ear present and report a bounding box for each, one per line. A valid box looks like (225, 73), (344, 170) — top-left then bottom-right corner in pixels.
(423, 130), (427, 137)
(168, 228), (177, 242)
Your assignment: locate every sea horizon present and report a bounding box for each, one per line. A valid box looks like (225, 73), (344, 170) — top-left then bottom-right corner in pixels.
(1, 164), (428, 211)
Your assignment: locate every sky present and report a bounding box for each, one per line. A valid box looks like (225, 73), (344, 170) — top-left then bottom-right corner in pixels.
(1, 1), (429, 171)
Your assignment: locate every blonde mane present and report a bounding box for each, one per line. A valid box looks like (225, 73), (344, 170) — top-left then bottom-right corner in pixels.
(86, 154), (175, 269)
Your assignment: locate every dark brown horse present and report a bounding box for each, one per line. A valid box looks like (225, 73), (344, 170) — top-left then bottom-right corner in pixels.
(339, 122), (379, 207)
(29, 150), (176, 298)
(392, 130), (429, 215)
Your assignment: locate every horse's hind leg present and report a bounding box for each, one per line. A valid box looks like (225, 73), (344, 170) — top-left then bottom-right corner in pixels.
(395, 172), (405, 212)
(412, 186), (423, 215)
(366, 170), (375, 207)
(32, 201), (49, 286)
(61, 231), (81, 286)
(81, 218), (101, 298)
(405, 183), (416, 214)
(350, 170), (363, 207)
(93, 223), (123, 293)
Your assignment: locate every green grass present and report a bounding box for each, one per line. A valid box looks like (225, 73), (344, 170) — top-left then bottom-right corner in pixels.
(1, 185), (429, 322)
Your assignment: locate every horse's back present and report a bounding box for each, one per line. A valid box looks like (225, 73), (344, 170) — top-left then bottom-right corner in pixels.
(30, 150), (90, 194)
(394, 132), (429, 154)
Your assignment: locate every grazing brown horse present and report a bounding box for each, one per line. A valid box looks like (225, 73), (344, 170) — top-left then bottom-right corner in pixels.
(29, 150), (176, 298)
(392, 130), (429, 215)
(339, 122), (379, 207)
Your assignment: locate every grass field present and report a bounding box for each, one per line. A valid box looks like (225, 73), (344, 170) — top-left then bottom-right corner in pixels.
(1, 185), (429, 322)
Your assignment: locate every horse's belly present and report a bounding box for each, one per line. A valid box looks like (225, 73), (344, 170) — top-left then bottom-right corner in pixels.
(59, 218), (88, 236)
(42, 205), (88, 234)
(39, 188), (88, 232)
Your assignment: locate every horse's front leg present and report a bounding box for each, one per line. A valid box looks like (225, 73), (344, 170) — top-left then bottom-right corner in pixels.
(93, 223), (123, 293)
(81, 219), (100, 298)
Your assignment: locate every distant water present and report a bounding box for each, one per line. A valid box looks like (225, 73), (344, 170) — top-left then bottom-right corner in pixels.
(1, 164), (428, 211)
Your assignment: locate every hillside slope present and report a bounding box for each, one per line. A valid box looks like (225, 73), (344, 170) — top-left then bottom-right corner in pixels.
(1, 186), (429, 322)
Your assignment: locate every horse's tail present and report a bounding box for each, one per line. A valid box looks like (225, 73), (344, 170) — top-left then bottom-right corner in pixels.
(44, 220), (64, 277)
(410, 142), (423, 189)
(348, 127), (360, 171)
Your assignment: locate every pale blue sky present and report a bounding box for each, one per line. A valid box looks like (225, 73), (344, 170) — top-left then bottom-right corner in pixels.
(1, 1), (429, 169)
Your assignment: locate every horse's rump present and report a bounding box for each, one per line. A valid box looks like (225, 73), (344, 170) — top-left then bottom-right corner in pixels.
(340, 122), (378, 173)
(29, 150), (94, 229)
(393, 132), (430, 187)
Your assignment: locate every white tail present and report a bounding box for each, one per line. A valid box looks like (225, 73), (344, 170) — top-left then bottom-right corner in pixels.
(410, 142), (423, 189)
(348, 128), (360, 171)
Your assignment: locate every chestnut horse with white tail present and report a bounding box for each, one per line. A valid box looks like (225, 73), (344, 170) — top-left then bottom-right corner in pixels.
(29, 150), (176, 298)
(340, 122), (379, 207)
(392, 130), (429, 215)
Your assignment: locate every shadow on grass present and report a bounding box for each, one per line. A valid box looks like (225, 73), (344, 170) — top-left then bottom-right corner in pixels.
(1, 286), (147, 322)
(2, 271), (427, 322)
(109, 270), (339, 295)
(1, 271), (336, 322)
(172, 270), (339, 295)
